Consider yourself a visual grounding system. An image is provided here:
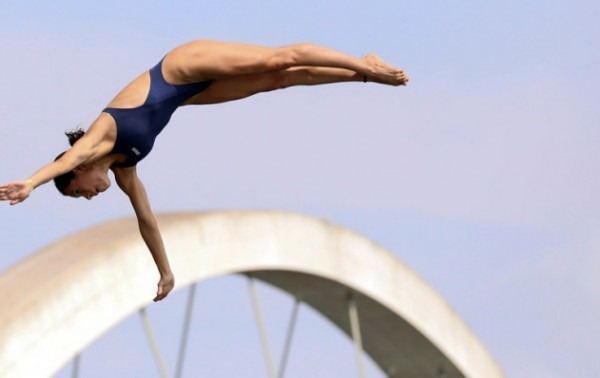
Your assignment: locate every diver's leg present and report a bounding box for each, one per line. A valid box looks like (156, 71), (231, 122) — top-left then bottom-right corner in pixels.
(165, 40), (408, 86)
(184, 66), (364, 105)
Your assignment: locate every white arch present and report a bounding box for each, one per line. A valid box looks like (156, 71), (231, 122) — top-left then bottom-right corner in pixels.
(0, 211), (503, 377)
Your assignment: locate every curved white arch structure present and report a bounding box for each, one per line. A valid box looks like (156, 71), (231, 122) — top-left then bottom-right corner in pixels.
(0, 211), (503, 377)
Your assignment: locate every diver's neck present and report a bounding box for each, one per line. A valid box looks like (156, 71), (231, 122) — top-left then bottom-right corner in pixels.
(91, 154), (123, 171)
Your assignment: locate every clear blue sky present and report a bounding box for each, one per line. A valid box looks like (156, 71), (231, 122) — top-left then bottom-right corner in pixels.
(1, 1), (599, 377)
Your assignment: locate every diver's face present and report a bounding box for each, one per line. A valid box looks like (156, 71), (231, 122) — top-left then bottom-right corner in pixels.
(65, 168), (111, 200)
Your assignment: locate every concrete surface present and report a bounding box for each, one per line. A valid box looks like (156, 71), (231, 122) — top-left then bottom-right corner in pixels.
(0, 211), (503, 377)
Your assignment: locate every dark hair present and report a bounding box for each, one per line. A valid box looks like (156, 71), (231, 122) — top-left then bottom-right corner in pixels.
(53, 128), (86, 195)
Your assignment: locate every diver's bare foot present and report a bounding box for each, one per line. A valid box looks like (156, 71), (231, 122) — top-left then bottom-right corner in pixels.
(363, 54), (409, 86)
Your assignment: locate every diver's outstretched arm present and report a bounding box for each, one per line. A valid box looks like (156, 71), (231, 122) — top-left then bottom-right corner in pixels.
(115, 166), (174, 302)
(0, 114), (116, 205)
(0, 148), (92, 205)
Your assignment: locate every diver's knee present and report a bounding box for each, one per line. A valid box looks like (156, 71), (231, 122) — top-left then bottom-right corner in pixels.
(269, 43), (311, 71)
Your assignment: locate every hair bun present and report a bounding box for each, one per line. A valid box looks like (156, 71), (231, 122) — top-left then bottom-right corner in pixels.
(65, 128), (85, 146)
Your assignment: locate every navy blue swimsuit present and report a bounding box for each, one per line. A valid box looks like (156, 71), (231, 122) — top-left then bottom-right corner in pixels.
(103, 59), (212, 167)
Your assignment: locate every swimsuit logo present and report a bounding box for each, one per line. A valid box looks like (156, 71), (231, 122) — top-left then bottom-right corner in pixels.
(131, 147), (141, 156)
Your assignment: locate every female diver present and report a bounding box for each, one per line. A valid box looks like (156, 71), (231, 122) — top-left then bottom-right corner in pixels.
(0, 40), (409, 301)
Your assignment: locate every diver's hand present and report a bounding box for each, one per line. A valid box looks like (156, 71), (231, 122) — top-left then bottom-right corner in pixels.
(154, 272), (175, 302)
(0, 181), (32, 205)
